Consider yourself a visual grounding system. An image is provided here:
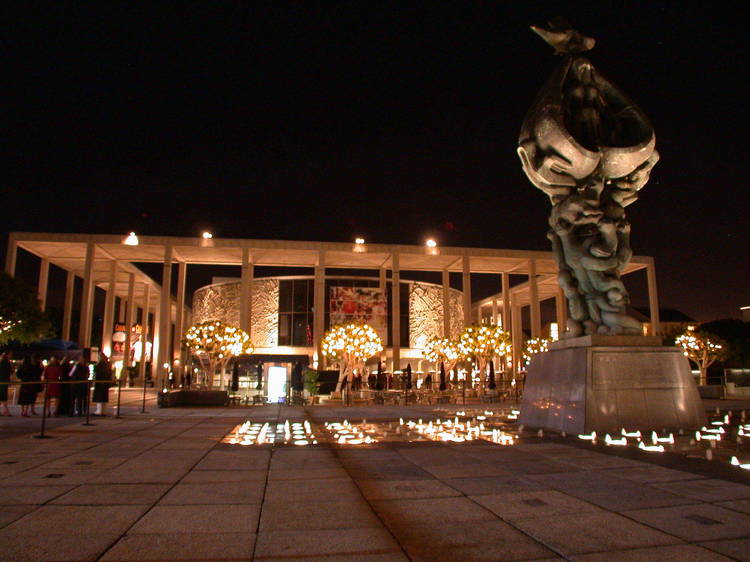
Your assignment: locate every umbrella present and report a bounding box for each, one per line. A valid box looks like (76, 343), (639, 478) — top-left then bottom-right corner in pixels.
(291, 362), (304, 392)
(488, 360), (496, 390)
(230, 361), (240, 392)
(439, 362), (447, 391)
(405, 363), (412, 389)
(256, 362), (263, 389)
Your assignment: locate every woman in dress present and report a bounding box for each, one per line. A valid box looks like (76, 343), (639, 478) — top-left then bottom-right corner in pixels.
(43, 356), (63, 416)
(17, 355), (43, 416)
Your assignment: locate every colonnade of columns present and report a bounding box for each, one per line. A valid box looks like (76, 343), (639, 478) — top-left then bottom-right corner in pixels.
(4, 236), (662, 385)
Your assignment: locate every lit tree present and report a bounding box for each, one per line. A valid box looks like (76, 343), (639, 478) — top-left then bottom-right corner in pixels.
(523, 337), (552, 366)
(321, 323), (383, 390)
(0, 272), (52, 345)
(423, 337), (462, 381)
(676, 328), (727, 386)
(459, 325), (512, 393)
(183, 321), (254, 389)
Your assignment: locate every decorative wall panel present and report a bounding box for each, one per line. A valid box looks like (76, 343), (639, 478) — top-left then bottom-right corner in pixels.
(250, 278), (279, 347)
(449, 290), (464, 340)
(408, 282), (464, 349)
(191, 279), (279, 348)
(192, 283), (240, 327)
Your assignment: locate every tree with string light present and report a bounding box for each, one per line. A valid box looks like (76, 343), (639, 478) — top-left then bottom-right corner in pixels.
(676, 328), (727, 386)
(321, 323), (383, 391)
(523, 337), (552, 367)
(183, 321), (254, 389)
(458, 325), (511, 393)
(423, 337), (461, 389)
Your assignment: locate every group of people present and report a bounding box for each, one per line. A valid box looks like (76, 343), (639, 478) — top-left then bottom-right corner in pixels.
(0, 352), (114, 417)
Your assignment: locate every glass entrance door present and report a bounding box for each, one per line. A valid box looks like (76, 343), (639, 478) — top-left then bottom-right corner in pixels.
(267, 365), (288, 403)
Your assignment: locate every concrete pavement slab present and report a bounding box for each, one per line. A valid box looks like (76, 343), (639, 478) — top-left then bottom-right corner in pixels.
(181, 468), (268, 483)
(259, 498), (381, 531)
(443, 475), (549, 496)
(130, 504), (260, 534)
(264, 477), (360, 503)
(389, 519), (556, 561)
(0, 505), (37, 529)
(371, 496), (495, 525)
(510, 511), (681, 555)
(101, 532), (255, 560)
(571, 544), (731, 561)
(0, 504), (150, 536)
(0, 532), (120, 561)
(253, 527), (405, 559)
(698, 538), (750, 560)
(159, 481), (266, 505)
(356, 478), (461, 500)
(471, 489), (603, 520)
(654, 479), (750, 502)
(0, 484), (73, 504)
(715, 499), (750, 514)
(623, 504), (750, 542)
(51, 484), (170, 505)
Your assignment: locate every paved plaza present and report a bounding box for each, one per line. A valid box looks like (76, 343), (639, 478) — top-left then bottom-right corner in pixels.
(1, 393), (750, 561)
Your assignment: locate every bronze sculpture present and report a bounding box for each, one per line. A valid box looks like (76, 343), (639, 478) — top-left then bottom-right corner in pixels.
(518, 20), (659, 337)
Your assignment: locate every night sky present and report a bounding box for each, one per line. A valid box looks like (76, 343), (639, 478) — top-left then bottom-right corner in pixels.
(4, 2), (748, 321)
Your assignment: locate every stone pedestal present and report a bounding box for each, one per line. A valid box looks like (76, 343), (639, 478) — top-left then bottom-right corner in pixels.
(519, 336), (706, 434)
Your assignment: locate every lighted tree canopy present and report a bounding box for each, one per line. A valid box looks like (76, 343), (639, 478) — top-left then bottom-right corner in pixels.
(676, 328), (727, 386)
(423, 337), (462, 372)
(183, 320), (254, 389)
(523, 337), (552, 366)
(0, 272), (52, 345)
(321, 323), (383, 390)
(458, 325), (511, 393)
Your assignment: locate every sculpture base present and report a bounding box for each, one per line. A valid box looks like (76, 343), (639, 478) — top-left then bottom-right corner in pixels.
(519, 337), (706, 434)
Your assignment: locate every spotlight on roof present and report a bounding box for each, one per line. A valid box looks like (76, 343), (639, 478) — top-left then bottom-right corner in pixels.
(355, 237), (365, 245)
(202, 231), (213, 239)
(123, 232), (139, 246)
(425, 238), (437, 248)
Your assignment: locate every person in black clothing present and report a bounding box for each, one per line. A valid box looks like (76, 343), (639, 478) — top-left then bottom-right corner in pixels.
(0, 352), (14, 416)
(58, 357), (73, 416)
(92, 355), (113, 416)
(69, 356), (89, 416)
(423, 373), (432, 391)
(17, 355), (43, 417)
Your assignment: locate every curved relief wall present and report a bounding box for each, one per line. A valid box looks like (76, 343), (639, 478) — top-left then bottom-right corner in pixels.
(192, 279), (279, 348)
(409, 282), (464, 349)
(194, 278), (462, 351)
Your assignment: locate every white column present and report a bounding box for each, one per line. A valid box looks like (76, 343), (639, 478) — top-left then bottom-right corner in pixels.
(442, 269), (450, 338)
(62, 270), (75, 341)
(174, 261), (187, 371)
(462, 255), (472, 327)
(501, 272), (510, 331)
(647, 262), (661, 336)
(37, 258), (50, 311)
(152, 291), (161, 388)
(118, 296), (126, 323)
(138, 283), (151, 385)
(123, 274), (136, 369)
(528, 259), (541, 338)
(313, 251), (326, 365)
(511, 295), (522, 377)
(491, 299), (498, 326)
(240, 249), (252, 334)
(555, 285), (568, 338)
(78, 241), (96, 347)
(158, 246), (173, 384)
(379, 267), (387, 296)
(4, 235), (17, 276)
(101, 260), (118, 357)
(391, 253), (401, 371)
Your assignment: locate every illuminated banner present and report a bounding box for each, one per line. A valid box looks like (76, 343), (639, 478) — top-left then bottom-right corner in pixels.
(330, 287), (387, 341)
(111, 323), (145, 361)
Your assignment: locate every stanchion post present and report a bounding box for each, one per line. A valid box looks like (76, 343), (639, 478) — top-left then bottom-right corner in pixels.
(115, 377), (122, 418)
(34, 380), (52, 439)
(82, 379), (94, 426)
(141, 372), (147, 414)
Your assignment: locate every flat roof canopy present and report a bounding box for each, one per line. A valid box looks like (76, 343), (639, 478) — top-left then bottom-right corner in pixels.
(10, 232), (651, 308)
